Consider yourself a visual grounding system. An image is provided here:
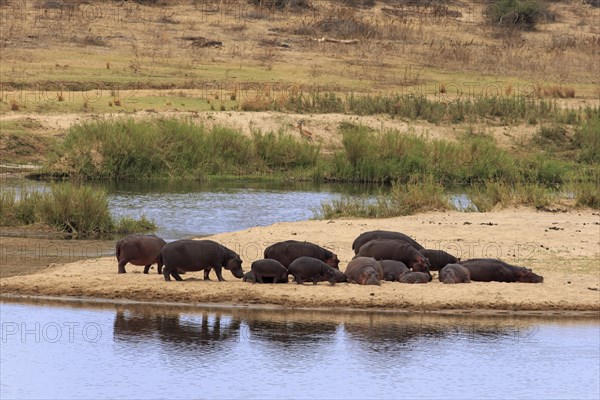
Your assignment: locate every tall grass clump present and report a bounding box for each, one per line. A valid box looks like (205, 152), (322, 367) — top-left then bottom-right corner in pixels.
(315, 178), (452, 219)
(0, 184), (156, 236)
(329, 123), (518, 183)
(56, 118), (321, 180)
(573, 182), (600, 209)
(573, 114), (600, 164)
(252, 129), (319, 168)
(467, 181), (554, 212)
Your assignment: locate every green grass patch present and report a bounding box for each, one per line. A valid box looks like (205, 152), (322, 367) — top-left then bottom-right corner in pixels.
(466, 181), (554, 212)
(51, 118), (320, 180)
(0, 184), (156, 236)
(314, 178), (452, 219)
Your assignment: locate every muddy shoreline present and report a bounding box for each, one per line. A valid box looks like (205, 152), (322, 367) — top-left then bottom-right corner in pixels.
(2, 293), (599, 319)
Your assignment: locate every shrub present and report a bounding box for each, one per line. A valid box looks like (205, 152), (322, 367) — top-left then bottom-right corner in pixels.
(0, 184), (157, 236)
(485, 0), (547, 30)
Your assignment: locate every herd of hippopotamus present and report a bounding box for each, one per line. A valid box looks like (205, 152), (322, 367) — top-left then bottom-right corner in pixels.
(115, 230), (544, 285)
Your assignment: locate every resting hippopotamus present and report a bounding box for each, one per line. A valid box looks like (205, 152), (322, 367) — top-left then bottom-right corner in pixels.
(345, 257), (383, 286)
(459, 258), (544, 283)
(356, 239), (432, 280)
(115, 234), (167, 274)
(264, 240), (340, 269)
(398, 272), (430, 284)
(439, 263), (471, 284)
(380, 260), (410, 281)
(287, 256), (338, 285)
(419, 249), (459, 271)
(160, 239), (244, 282)
(352, 230), (424, 253)
(250, 259), (289, 284)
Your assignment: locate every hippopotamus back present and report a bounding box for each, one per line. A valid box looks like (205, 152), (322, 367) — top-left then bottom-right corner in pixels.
(439, 263), (471, 284)
(419, 249), (459, 271)
(352, 230), (424, 254)
(380, 260), (410, 281)
(264, 240), (340, 269)
(459, 258), (543, 283)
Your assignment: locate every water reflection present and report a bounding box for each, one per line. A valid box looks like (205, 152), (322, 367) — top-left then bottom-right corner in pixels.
(1, 299), (599, 400)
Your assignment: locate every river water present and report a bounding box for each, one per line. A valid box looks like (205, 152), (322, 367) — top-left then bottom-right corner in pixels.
(2, 179), (475, 240)
(1, 301), (598, 400)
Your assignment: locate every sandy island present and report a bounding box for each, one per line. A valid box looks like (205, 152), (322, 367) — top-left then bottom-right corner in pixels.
(1, 209), (599, 316)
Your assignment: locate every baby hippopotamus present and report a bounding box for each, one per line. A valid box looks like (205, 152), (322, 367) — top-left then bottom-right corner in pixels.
(288, 256), (338, 285)
(398, 272), (430, 284)
(345, 257), (383, 286)
(250, 259), (289, 284)
(380, 260), (410, 282)
(439, 263), (471, 284)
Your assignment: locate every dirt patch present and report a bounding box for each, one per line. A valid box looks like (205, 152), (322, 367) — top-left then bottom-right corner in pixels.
(2, 209), (599, 313)
(0, 232), (115, 278)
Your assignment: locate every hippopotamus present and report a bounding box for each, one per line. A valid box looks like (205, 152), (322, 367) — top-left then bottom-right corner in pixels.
(160, 239), (244, 282)
(419, 249), (459, 271)
(345, 257), (383, 286)
(115, 234), (167, 274)
(243, 271), (287, 284)
(398, 272), (430, 284)
(380, 260), (410, 281)
(250, 259), (289, 284)
(439, 263), (471, 284)
(287, 256), (338, 285)
(459, 258), (544, 283)
(356, 239), (432, 280)
(264, 240), (340, 269)
(352, 230), (424, 253)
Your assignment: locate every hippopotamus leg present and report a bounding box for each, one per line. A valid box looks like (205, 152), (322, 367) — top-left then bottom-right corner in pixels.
(143, 264), (152, 274)
(118, 260), (128, 274)
(157, 262), (163, 275)
(312, 275), (320, 285)
(163, 267), (183, 282)
(203, 269), (212, 281)
(295, 276), (304, 285)
(255, 273), (264, 284)
(214, 266), (226, 282)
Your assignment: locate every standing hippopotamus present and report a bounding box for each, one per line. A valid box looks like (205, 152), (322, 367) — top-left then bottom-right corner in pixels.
(160, 239), (244, 282)
(380, 260), (410, 281)
(398, 272), (430, 284)
(352, 230), (424, 254)
(419, 249), (459, 271)
(250, 259), (289, 284)
(287, 256), (338, 285)
(115, 235), (167, 274)
(345, 257), (383, 286)
(439, 263), (471, 284)
(264, 240), (340, 269)
(459, 259), (544, 283)
(356, 239), (432, 280)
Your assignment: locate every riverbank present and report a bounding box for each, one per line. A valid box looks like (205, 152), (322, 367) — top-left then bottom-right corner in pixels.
(1, 209), (599, 314)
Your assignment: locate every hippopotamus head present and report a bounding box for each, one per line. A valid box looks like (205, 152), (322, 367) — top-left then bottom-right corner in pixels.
(363, 270), (381, 286)
(325, 255), (340, 269)
(412, 256), (432, 281)
(323, 266), (338, 286)
(517, 268), (544, 283)
(226, 256), (244, 279)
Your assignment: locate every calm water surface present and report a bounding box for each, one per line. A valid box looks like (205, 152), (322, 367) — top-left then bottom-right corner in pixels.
(1, 301), (598, 400)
